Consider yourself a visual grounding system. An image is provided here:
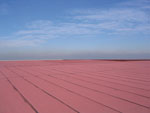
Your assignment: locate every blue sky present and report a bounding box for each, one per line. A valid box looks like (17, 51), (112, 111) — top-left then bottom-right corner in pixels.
(0, 0), (150, 60)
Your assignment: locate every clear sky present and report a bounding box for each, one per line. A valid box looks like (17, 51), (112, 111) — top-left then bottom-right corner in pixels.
(0, 0), (150, 60)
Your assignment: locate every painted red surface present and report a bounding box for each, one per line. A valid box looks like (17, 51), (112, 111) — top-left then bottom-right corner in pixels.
(0, 60), (150, 113)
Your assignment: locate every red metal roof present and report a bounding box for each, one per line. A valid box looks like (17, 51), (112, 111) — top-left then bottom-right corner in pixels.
(0, 60), (150, 113)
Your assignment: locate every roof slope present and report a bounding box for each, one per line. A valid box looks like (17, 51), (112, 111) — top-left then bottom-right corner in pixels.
(0, 60), (150, 113)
